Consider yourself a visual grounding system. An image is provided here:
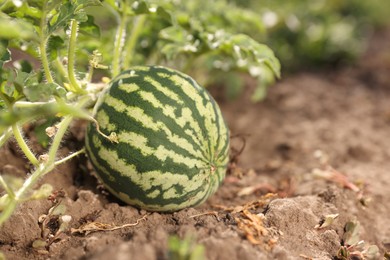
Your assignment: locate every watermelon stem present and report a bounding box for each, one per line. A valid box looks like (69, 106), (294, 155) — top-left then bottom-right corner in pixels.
(89, 116), (119, 143)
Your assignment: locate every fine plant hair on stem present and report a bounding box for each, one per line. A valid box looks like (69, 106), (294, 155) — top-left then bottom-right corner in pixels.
(67, 19), (86, 94)
(112, 1), (129, 77)
(39, 38), (54, 83)
(38, 0), (54, 83)
(11, 124), (39, 166)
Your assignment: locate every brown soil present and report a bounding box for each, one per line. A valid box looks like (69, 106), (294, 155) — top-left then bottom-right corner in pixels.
(1, 29), (390, 260)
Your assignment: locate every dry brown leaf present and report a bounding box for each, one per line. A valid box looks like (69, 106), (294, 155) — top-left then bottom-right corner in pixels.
(235, 209), (272, 248)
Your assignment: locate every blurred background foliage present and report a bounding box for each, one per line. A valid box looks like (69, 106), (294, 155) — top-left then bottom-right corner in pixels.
(236, 0), (390, 70)
(84, 0), (390, 98)
(1, 0), (390, 101)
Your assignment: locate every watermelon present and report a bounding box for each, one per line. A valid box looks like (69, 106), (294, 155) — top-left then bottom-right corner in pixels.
(85, 66), (229, 212)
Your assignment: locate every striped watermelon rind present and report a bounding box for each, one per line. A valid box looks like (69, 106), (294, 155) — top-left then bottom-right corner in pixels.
(85, 66), (229, 212)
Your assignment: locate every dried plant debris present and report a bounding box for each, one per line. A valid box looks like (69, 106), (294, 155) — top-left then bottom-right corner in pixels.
(213, 194), (279, 249)
(314, 213), (339, 230)
(33, 202), (72, 254)
(311, 150), (371, 206)
(236, 209), (279, 250)
(188, 211), (221, 221)
(71, 214), (148, 235)
(336, 220), (380, 260)
(214, 193), (278, 214)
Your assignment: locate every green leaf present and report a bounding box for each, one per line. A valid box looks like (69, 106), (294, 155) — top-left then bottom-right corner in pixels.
(47, 35), (65, 60)
(47, 0), (102, 35)
(79, 15), (101, 37)
(13, 71), (30, 97)
(48, 203), (67, 216)
(131, 0), (171, 21)
(0, 40), (11, 68)
(132, 1), (149, 14)
(0, 14), (37, 41)
(212, 33), (281, 78)
(343, 220), (361, 246)
(23, 82), (62, 102)
(104, 0), (118, 10)
(0, 102), (60, 130)
(30, 184), (53, 200)
(33, 117), (60, 148)
(364, 245), (380, 260)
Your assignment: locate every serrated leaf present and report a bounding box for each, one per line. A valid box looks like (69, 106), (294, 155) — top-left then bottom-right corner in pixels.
(13, 71), (29, 98)
(79, 15), (100, 37)
(23, 82), (62, 102)
(47, 0), (101, 35)
(213, 33), (281, 78)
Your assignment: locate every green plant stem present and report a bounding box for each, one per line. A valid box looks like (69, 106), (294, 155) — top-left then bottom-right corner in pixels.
(39, 0), (54, 83)
(11, 124), (39, 166)
(13, 100), (56, 108)
(123, 14), (146, 69)
(54, 147), (85, 166)
(0, 199), (16, 225)
(54, 57), (68, 80)
(40, 38), (54, 83)
(47, 115), (73, 165)
(68, 19), (86, 94)
(87, 65), (94, 82)
(112, 2), (129, 76)
(0, 97), (91, 227)
(0, 176), (14, 199)
(0, 127), (12, 148)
